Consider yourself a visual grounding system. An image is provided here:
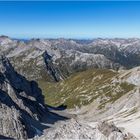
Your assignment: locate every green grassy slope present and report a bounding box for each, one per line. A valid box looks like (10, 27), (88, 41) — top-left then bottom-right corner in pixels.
(38, 68), (135, 109)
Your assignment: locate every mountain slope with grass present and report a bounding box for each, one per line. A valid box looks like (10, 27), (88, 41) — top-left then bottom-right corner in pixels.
(38, 67), (140, 139)
(38, 68), (135, 109)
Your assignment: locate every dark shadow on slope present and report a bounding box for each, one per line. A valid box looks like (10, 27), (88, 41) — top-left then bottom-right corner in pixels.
(42, 110), (68, 125)
(0, 72), (5, 84)
(0, 89), (50, 138)
(0, 56), (69, 138)
(0, 135), (15, 140)
(0, 85), (68, 138)
(12, 91), (68, 125)
(47, 104), (67, 111)
(2, 56), (45, 104)
(42, 50), (65, 82)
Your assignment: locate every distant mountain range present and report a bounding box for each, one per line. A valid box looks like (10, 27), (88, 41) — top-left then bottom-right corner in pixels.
(1, 35), (140, 81)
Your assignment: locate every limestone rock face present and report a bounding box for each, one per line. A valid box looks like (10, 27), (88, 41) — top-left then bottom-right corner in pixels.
(0, 56), (49, 139)
(97, 121), (122, 137)
(42, 51), (64, 82)
(37, 119), (137, 140)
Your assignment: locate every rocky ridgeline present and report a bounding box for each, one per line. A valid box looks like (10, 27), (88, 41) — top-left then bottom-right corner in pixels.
(37, 119), (137, 140)
(2, 36), (140, 81)
(0, 56), (49, 139)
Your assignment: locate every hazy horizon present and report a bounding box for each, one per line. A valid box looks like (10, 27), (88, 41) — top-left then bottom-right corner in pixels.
(2, 34), (140, 40)
(1, 35), (140, 40)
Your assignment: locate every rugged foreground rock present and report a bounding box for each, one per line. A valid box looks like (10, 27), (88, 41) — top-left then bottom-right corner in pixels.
(36, 119), (137, 140)
(0, 56), (50, 139)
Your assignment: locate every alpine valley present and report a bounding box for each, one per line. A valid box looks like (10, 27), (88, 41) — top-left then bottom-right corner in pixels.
(0, 35), (140, 139)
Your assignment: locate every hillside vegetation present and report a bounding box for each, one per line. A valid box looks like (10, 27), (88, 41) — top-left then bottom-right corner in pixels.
(38, 68), (135, 108)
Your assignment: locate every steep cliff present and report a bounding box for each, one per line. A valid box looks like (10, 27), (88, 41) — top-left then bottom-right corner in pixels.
(0, 56), (49, 139)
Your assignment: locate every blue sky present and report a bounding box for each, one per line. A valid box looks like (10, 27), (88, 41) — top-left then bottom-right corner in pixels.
(0, 1), (140, 38)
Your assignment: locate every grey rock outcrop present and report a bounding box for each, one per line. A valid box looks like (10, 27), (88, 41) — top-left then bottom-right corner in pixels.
(37, 119), (137, 140)
(0, 56), (49, 139)
(43, 51), (64, 82)
(97, 121), (122, 137)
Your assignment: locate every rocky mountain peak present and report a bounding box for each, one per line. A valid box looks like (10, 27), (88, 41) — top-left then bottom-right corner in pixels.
(0, 36), (14, 46)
